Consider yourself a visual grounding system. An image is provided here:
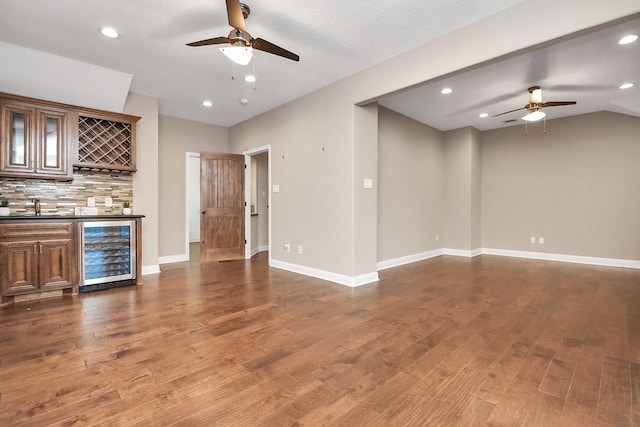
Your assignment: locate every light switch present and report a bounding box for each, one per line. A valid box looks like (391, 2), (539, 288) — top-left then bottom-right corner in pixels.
(273, 185), (280, 193)
(364, 178), (373, 189)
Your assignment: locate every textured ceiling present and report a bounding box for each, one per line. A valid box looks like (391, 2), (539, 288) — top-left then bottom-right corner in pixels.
(0, 0), (523, 126)
(0, 1), (638, 132)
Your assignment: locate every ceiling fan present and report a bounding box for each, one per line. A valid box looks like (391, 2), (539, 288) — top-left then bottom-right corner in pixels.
(493, 86), (576, 121)
(186, 0), (299, 64)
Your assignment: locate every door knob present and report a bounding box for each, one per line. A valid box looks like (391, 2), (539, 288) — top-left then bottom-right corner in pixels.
(201, 210), (206, 215)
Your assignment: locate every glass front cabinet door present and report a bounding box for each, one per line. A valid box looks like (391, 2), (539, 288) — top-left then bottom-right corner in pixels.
(37, 109), (68, 176)
(1, 103), (35, 174)
(0, 101), (71, 179)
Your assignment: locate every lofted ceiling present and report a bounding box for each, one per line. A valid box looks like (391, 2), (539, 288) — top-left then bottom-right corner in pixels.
(0, 1), (638, 132)
(379, 15), (640, 131)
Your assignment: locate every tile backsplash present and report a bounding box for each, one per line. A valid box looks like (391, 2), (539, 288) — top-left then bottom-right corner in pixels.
(0, 172), (133, 215)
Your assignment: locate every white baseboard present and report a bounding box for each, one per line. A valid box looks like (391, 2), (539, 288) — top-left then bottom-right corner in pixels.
(158, 254), (189, 264)
(377, 247), (484, 270)
(142, 264), (161, 275)
(251, 245), (269, 256)
(378, 247), (640, 271)
(482, 248), (640, 269)
(442, 248), (483, 258)
(270, 259), (379, 287)
(377, 249), (444, 270)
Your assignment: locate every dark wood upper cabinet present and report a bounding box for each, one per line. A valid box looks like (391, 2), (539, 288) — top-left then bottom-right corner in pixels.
(0, 92), (140, 179)
(0, 100), (74, 180)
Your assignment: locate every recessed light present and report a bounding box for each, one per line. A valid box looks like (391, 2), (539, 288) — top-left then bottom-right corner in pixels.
(619, 83), (634, 89)
(239, 98), (249, 105)
(441, 88), (453, 95)
(618, 34), (638, 45)
(479, 113), (489, 118)
(244, 75), (256, 83)
(202, 100), (213, 107)
(99, 27), (120, 39)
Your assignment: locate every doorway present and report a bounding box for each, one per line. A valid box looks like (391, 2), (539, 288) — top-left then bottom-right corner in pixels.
(185, 146), (271, 263)
(244, 145), (271, 261)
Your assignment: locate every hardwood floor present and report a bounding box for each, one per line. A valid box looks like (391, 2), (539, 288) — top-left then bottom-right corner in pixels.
(1, 253), (640, 426)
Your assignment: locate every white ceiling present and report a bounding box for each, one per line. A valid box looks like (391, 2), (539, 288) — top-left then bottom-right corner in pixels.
(0, 1), (638, 131)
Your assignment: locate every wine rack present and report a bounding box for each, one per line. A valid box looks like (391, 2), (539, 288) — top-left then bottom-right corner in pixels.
(75, 115), (137, 173)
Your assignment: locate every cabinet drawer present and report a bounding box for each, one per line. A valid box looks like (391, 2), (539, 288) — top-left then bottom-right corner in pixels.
(0, 222), (73, 239)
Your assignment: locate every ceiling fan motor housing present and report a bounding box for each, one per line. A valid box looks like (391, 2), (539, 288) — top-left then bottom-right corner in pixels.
(228, 28), (252, 46)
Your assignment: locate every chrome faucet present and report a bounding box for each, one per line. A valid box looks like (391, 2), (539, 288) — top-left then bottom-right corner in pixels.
(32, 198), (41, 215)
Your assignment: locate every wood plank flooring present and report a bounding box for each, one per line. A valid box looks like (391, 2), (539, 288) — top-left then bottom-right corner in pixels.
(1, 252), (640, 426)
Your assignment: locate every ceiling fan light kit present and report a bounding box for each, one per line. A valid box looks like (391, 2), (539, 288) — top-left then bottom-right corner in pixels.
(219, 46), (253, 65)
(521, 110), (546, 122)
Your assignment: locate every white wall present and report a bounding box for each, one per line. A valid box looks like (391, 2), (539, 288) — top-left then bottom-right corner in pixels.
(125, 92), (160, 274)
(443, 127), (481, 251)
(481, 112), (640, 260)
(227, 1), (640, 284)
(229, 87), (357, 279)
(377, 107), (444, 263)
(158, 115), (228, 261)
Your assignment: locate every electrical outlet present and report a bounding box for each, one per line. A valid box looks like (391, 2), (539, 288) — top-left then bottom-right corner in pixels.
(530, 236), (536, 244)
(284, 243), (290, 252)
(298, 245), (303, 254)
(435, 234), (439, 242)
(538, 237), (544, 244)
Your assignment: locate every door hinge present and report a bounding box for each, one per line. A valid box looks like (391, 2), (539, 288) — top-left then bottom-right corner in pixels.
(244, 164), (247, 169)
(245, 202), (247, 207)
(245, 239), (247, 244)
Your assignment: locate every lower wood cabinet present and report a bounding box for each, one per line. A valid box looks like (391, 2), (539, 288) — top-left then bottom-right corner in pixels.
(0, 221), (76, 300)
(1, 239), (73, 294)
(1, 217), (143, 302)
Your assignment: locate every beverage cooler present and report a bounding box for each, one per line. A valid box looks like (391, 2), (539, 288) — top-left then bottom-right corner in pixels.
(78, 220), (137, 292)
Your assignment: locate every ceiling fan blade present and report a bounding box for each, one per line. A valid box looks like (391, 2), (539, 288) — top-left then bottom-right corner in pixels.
(492, 106), (527, 117)
(226, 0), (247, 31)
(186, 36), (229, 47)
(253, 38), (300, 62)
(549, 84), (611, 92)
(542, 101), (577, 107)
(525, 51), (549, 84)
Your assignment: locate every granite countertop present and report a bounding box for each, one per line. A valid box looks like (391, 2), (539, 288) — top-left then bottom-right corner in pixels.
(0, 214), (145, 220)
